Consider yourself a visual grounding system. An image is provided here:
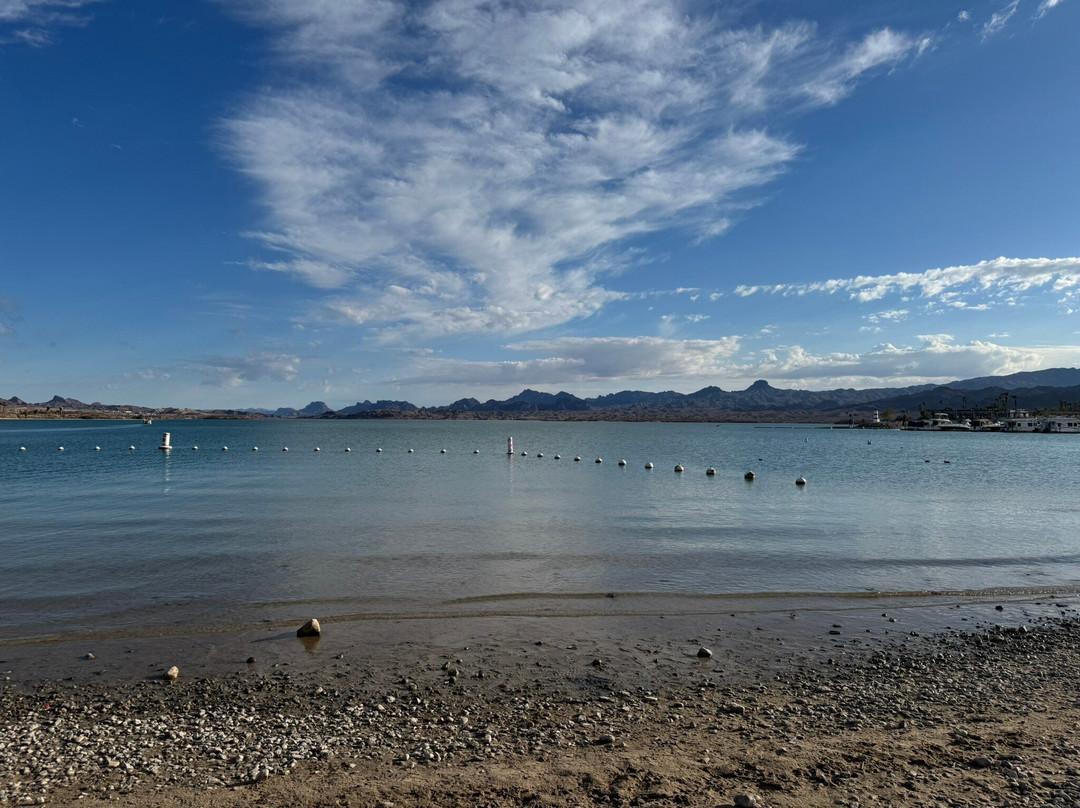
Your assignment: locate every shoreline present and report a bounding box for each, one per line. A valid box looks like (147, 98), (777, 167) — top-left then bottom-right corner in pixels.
(4, 592), (1080, 806)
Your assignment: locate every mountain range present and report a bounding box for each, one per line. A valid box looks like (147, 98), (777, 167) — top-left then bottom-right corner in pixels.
(6, 367), (1080, 421)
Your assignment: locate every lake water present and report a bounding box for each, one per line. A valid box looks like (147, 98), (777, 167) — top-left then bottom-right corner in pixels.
(2, 419), (1079, 641)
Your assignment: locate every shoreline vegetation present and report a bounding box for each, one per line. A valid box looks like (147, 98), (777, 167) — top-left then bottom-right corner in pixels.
(3, 594), (1080, 807)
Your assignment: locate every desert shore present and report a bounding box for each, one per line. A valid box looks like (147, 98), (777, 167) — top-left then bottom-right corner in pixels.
(2, 594), (1079, 807)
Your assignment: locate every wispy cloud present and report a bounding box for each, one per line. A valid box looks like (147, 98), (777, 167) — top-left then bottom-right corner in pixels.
(734, 256), (1080, 307)
(1035, 0), (1067, 17)
(0, 0), (101, 46)
(223, 1), (920, 342)
(185, 351), (300, 388)
(981, 0), (1019, 39)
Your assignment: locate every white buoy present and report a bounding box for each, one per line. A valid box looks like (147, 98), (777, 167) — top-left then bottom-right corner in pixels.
(408, 448), (414, 453)
(706, 467), (716, 475)
(507, 437), (514, 455)
(521, 451), (528, 456)
(644, 462), (653, 469)
(157, 432), (172, 451)
(473, 449), (480, 454)
(19, 447), (26, 451)
(222, 446), (228, 451)
(314, 447), (321, 452)
(595, 458), (602, 464)
(617, 459), (626, 466)
(795, 476), (807, 486)
(554, 454), (561, 459)
(674, 464), (684, 472)
(58, 446), (65, 452)
(536, 452), (543, 458)
(252, 446), (259, 452)
(345, 447), (351, 452)
(283, 447), (289, 451)
(440, 449), (446, 453)
(744, 471), (755, 480)
(376, 448), (382, 453)
(192, 446), (199, 451)
(129, 445), (135, 451)
(574, 456), (581, 461)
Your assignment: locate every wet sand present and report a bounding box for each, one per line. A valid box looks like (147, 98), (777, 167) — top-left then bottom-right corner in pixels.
(3, 593), (1080, 807)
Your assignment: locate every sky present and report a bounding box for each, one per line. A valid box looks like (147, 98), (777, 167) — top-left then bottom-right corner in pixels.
(1, 0), (1078, 409)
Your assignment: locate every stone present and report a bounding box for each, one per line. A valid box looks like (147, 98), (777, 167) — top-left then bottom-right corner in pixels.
(84, 653), (95, 660)
(164, 666), (179, 681)
(973, 756), (994, 769)
(297, 618), (322, 637)
(697, 647), (713, 658)
(246, 657), (256, 664)
(734, 794), (759, 808)
(595, 734), (615, 745)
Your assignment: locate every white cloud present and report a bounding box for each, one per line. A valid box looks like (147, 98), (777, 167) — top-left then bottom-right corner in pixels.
(186, 351), (300, 388)
(958, 10), (971, 22)
(223, 1), (919, 341)
(393, 335), (742, 385)
(734, 256), (1080, 308)
(1035, 0), (1067, 18)
(0, 0), (100, 46)
(981, 0), (1019, 38)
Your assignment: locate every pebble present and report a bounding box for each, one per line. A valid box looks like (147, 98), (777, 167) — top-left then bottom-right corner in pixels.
(734, 794), (760, 808)
(164, 666), (179, 682)
(297, 618), (321, 637)
(697, 647), (713, 658)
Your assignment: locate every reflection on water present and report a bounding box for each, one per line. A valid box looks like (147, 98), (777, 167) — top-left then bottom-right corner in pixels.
(2, 418), (1080, 639)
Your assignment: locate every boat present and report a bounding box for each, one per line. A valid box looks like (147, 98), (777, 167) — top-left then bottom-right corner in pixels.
(143, 417), (153, 425)
(906, 413), (971, 431)
(1043, 416), (1080, 433)
(1002, 410), (1041, 432)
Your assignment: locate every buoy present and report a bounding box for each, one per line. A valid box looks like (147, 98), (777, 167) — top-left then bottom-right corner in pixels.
(618, 459), (626, 466)
(795, 476), (807, 486)
(314, 447), (321, 452)
(536, 452), (543, 458)
(595, 458), (602, 464)
(129, 445), (135, 451)
(345, 448), (351, 452)
(440, 449), (446, 453)
(473, 449), (479, 454)
(222, 446), (228, 451)
(574, 456), (581, 462)
(744, 471), (755, 480)
(408, 448), (414, 453)
(19, 447), (25, 451)
(944, 460), (950, 464)
(554, 454), (561, 459)
(158, 432), (172, 451)
(252, 447), (259, 451)
(376, 448), (382, 453)
(674, 464), (684, 472)
(706, 467), (716, 475)
(192, 446), (198, 451)
(507, 437), (514, 455)
(283, 447), (289, 451)
(94, 446), (101, 451)
(58, 446), (64, 452)
(644, 462), (653, 469)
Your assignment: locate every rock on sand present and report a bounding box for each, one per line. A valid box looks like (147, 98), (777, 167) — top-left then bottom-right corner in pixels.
(297, 618), (322, 637)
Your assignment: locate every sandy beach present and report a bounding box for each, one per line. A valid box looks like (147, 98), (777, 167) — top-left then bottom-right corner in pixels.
(2, 593), (1079, 807)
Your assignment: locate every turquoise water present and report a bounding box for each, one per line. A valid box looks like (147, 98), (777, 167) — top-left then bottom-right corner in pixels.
(2, 419), (1079, 640)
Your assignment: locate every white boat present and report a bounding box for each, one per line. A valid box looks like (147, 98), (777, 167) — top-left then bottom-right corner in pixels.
(1043, 416), (1080, 433)
(908, 413), (971, 431)
(1003, 410), (1041, 432)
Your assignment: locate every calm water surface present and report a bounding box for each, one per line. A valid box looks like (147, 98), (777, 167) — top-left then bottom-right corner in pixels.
(2, 419), (1079, 640)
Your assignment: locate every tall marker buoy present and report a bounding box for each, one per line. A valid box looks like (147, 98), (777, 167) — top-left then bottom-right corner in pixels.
(158, 433), (172, 451)
(507, 437), (514, 455)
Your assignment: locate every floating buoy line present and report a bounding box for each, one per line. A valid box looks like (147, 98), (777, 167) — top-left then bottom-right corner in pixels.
(8, 435), (807, 487)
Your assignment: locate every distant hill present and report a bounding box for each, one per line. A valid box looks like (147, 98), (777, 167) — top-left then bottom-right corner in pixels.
(950, 368), (1080, 390)
(338, 399), (418, 415)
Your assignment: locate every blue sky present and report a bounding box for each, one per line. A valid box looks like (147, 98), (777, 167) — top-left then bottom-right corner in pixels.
(1, 0), (1078, 408)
